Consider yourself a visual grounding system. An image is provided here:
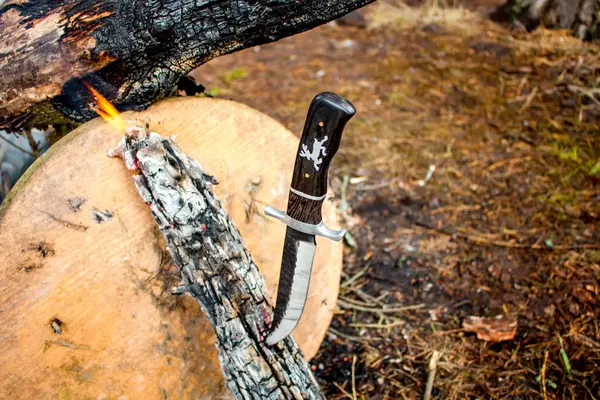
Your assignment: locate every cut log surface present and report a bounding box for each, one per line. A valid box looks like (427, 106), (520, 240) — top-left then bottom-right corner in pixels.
(0, 97), (343, 399)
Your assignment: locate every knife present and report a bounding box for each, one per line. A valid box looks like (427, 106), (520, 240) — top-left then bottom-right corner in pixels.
(265, 92), (356, 345)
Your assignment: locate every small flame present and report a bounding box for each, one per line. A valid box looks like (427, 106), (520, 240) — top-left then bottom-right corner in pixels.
(83, 81), (126, 131)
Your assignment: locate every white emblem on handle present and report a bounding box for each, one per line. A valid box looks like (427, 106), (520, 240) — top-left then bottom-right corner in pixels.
(299, 136), (328, 171)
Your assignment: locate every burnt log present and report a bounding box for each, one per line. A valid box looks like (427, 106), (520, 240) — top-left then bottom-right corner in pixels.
(0, 0), (373, 127)
(493, 0), (600, 40)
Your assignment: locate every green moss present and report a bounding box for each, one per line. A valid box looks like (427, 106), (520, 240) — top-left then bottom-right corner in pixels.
(558, 146), (581, 163)
(27, 101), (77, 127)
(548, 139), (600, 179)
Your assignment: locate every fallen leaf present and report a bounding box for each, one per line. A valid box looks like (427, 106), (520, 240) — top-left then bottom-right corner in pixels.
(463, 315), (517, 342)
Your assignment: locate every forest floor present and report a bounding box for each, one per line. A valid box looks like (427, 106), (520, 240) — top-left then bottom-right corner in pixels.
(191, 1), (600, 399)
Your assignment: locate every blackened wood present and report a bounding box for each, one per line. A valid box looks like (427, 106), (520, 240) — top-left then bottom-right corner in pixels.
(493, 0), (600, 40)
(109, 126), (324, 400)
(0, 0), (374, 126)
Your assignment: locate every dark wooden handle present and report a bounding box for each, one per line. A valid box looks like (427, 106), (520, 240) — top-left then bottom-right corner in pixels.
(286, 92), (355, 224)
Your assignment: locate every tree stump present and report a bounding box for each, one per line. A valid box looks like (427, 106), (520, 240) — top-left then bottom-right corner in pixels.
(0, 97), (343, 399)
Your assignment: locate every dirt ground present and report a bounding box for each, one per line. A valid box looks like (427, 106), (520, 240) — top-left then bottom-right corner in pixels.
(190, 1), (599, 399)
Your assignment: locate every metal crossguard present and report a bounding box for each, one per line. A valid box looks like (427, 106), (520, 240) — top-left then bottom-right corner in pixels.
(264, 205), (346, 242)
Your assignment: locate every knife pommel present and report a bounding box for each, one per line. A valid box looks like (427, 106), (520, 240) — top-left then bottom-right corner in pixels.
(286, 92), (356, 225)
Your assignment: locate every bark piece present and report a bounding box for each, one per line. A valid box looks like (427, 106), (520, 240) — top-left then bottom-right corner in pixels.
(463, 315), (518, 342)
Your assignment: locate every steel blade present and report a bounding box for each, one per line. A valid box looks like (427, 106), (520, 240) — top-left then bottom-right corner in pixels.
(266, 227), (316, 345)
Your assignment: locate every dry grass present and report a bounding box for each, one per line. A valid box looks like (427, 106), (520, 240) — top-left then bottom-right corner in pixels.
(368, 0), (480, 32)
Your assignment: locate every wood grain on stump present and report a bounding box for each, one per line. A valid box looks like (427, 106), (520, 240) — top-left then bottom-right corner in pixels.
(0, 97), (343, 399)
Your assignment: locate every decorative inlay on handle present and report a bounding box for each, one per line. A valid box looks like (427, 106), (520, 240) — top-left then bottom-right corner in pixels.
(299, 136), (328, 171)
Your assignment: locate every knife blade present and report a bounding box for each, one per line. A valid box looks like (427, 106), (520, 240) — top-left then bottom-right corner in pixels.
(265, 92), (356, 345)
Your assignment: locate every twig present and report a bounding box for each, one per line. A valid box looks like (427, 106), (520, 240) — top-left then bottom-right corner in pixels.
(352, 355), (358, 400)
(333, 382), (354, 399)
(417, 165), (436, 187)
(541, 351), (548, 400)
(433, 328), (465, 336)
(345, 286), (385, 307)
(341, 264), (370, 288)
(571, 333), (600, 349)
(423, 350), (441, 400)
(568, 85), (600, 105)
(337, 298), (426, 314)
(350, 320), (405, 329)
(340, 295), (378, 308)
(518, 87), (538, 113)
(486, 156), (532, 172)
(328, 327), (371, 343)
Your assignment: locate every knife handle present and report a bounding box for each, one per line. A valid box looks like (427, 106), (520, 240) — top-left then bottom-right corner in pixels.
(286, 92), (356, 225)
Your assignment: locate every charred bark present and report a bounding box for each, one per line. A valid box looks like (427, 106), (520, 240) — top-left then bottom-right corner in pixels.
(493, 0), (600, 40)
(108, 126), (323, 399)
(0, 0), (373, 127)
